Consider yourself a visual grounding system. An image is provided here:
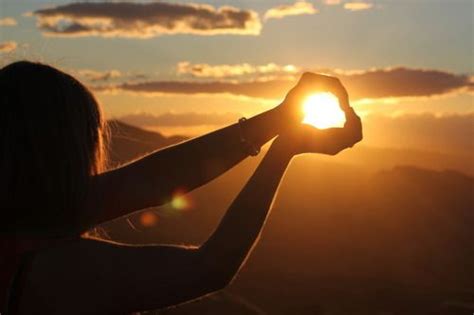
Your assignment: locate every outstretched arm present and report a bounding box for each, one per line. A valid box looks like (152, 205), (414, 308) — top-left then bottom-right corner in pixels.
(90, 107), (283, 224)
(87, 72), (357, 226)
(22, 139), (293, 314)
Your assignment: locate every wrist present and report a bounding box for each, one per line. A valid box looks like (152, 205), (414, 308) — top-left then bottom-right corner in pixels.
(269, 136), (296, 161)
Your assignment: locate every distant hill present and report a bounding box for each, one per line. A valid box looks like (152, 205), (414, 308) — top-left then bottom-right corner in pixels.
(102, 121), (474, 315)
(106, 120), (473, 175)
(106, 120), (187, 167)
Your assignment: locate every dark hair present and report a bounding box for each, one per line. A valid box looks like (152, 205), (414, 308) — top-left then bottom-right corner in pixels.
(0, 61), (107, 237)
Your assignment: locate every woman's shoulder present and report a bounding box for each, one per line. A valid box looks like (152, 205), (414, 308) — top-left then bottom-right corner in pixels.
(0, 236), (81, 314)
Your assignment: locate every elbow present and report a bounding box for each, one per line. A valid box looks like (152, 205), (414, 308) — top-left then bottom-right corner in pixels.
(196, 255), (238, 293)
(209, 271), (235, 292)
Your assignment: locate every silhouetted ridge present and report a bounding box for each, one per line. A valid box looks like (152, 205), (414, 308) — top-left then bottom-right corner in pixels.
(107, 120), (187, 166)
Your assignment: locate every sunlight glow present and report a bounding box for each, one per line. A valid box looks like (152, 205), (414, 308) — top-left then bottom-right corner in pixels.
(140, 211), (159, 227)
(171, 192), (190, 210)
(302, 92), (346, 129)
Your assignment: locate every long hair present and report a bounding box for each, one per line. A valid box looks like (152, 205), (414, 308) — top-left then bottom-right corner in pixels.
(0, 61), (107, 237)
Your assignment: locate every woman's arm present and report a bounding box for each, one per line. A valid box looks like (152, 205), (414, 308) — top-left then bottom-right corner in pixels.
(198, 138), (293, 279)
(87, 72), (356, 225)
(21, 140), (293, 314)
(90, 107), (283, 224)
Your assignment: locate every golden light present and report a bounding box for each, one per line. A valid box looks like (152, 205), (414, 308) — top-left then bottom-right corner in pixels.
(302, 92), (346, 129)
(171, 191), (191, 210)
(140, 211), (159, 227)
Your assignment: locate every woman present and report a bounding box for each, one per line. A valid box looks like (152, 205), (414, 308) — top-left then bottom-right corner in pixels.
(0, 61), (362, 314)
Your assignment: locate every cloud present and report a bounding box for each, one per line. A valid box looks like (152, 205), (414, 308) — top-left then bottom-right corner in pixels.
(77, 69), (122, 82)
(32, 2), (261, 38)
(98, 67), (473, 101)
(177, 61), (300, 78)
(0, 41), (17, 53)
(264, 1), (318, 20)
(99, 79), (292, 100)
(323, 0), (342, 5)
(0, 17), (17, 26)
(344, 2), (374, 11)
(337, 67), (473, 99)
(119, 112), (241, 127)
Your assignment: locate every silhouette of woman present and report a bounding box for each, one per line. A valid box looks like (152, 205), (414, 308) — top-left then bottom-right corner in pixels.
(0, 61), (362, 314)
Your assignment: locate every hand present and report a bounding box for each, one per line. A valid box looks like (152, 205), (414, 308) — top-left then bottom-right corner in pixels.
(276, 72), (351, 129)
(273, 72), (363, 156)
(273, 107), (362, 156)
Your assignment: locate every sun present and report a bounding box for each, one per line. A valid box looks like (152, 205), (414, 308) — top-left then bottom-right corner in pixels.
(302, 92), (346, 129)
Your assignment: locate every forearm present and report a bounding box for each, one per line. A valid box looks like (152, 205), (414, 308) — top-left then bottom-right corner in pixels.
(198, 139), (292, 282)
(93, 107), (282, 223)
(127, 107), (282, 196)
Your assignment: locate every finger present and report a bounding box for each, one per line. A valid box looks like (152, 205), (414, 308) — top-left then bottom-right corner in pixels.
(299, 73), (350, 111)
(343, 108), (363, 144)
(344, 107), (362, 127)
(301, 127), (342, 153)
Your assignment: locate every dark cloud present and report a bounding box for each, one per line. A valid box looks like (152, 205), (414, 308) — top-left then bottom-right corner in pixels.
(99, 67), (473, 100)
(32, 2), (261, 38)
(120, 112), (241, 127)
(338, 67), (473, 99)
(102, 79), (293, 99)
(77, 69), (122, 82)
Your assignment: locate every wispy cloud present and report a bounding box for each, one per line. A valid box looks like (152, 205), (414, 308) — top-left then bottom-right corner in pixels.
(177, 62), (299, 78)
(323, 0), (342, 5)
(344, 2), (374, 11)
(31, 2), (261, 38)
(0, 41), (17, 53)
(119, 112), (241, 127)
(77, 69), (122, 82)
(97, 67), (473, 101)
(0, 17), (17, 26)
(264, 1), (318, 20)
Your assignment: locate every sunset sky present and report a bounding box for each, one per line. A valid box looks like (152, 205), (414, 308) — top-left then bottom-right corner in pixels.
(1, 0), (472, 137)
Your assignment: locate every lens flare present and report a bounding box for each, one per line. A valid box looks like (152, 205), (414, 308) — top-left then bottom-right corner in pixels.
(302, 92), (346, 129)
(171, 191), (190, 210)
(140, 211), (159, 227)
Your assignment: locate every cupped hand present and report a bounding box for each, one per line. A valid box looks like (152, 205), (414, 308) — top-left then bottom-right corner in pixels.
(276, 72), (351, 128)
(273, 72), (362, 156)
(274, 107), (362, 156)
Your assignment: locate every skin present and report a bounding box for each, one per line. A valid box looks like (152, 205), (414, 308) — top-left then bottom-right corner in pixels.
(19, 73), (362, 314)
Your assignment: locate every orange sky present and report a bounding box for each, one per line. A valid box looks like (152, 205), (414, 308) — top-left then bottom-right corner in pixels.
(1, 0), (472, 137)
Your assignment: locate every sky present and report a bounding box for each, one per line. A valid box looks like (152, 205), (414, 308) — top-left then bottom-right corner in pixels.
(0, 0), (473, 136)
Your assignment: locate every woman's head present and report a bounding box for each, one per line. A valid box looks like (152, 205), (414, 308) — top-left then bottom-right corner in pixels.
(0, 61), (107, 237)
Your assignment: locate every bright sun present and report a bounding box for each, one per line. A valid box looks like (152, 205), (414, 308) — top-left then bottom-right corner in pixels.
(302, 92), (346, 129)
